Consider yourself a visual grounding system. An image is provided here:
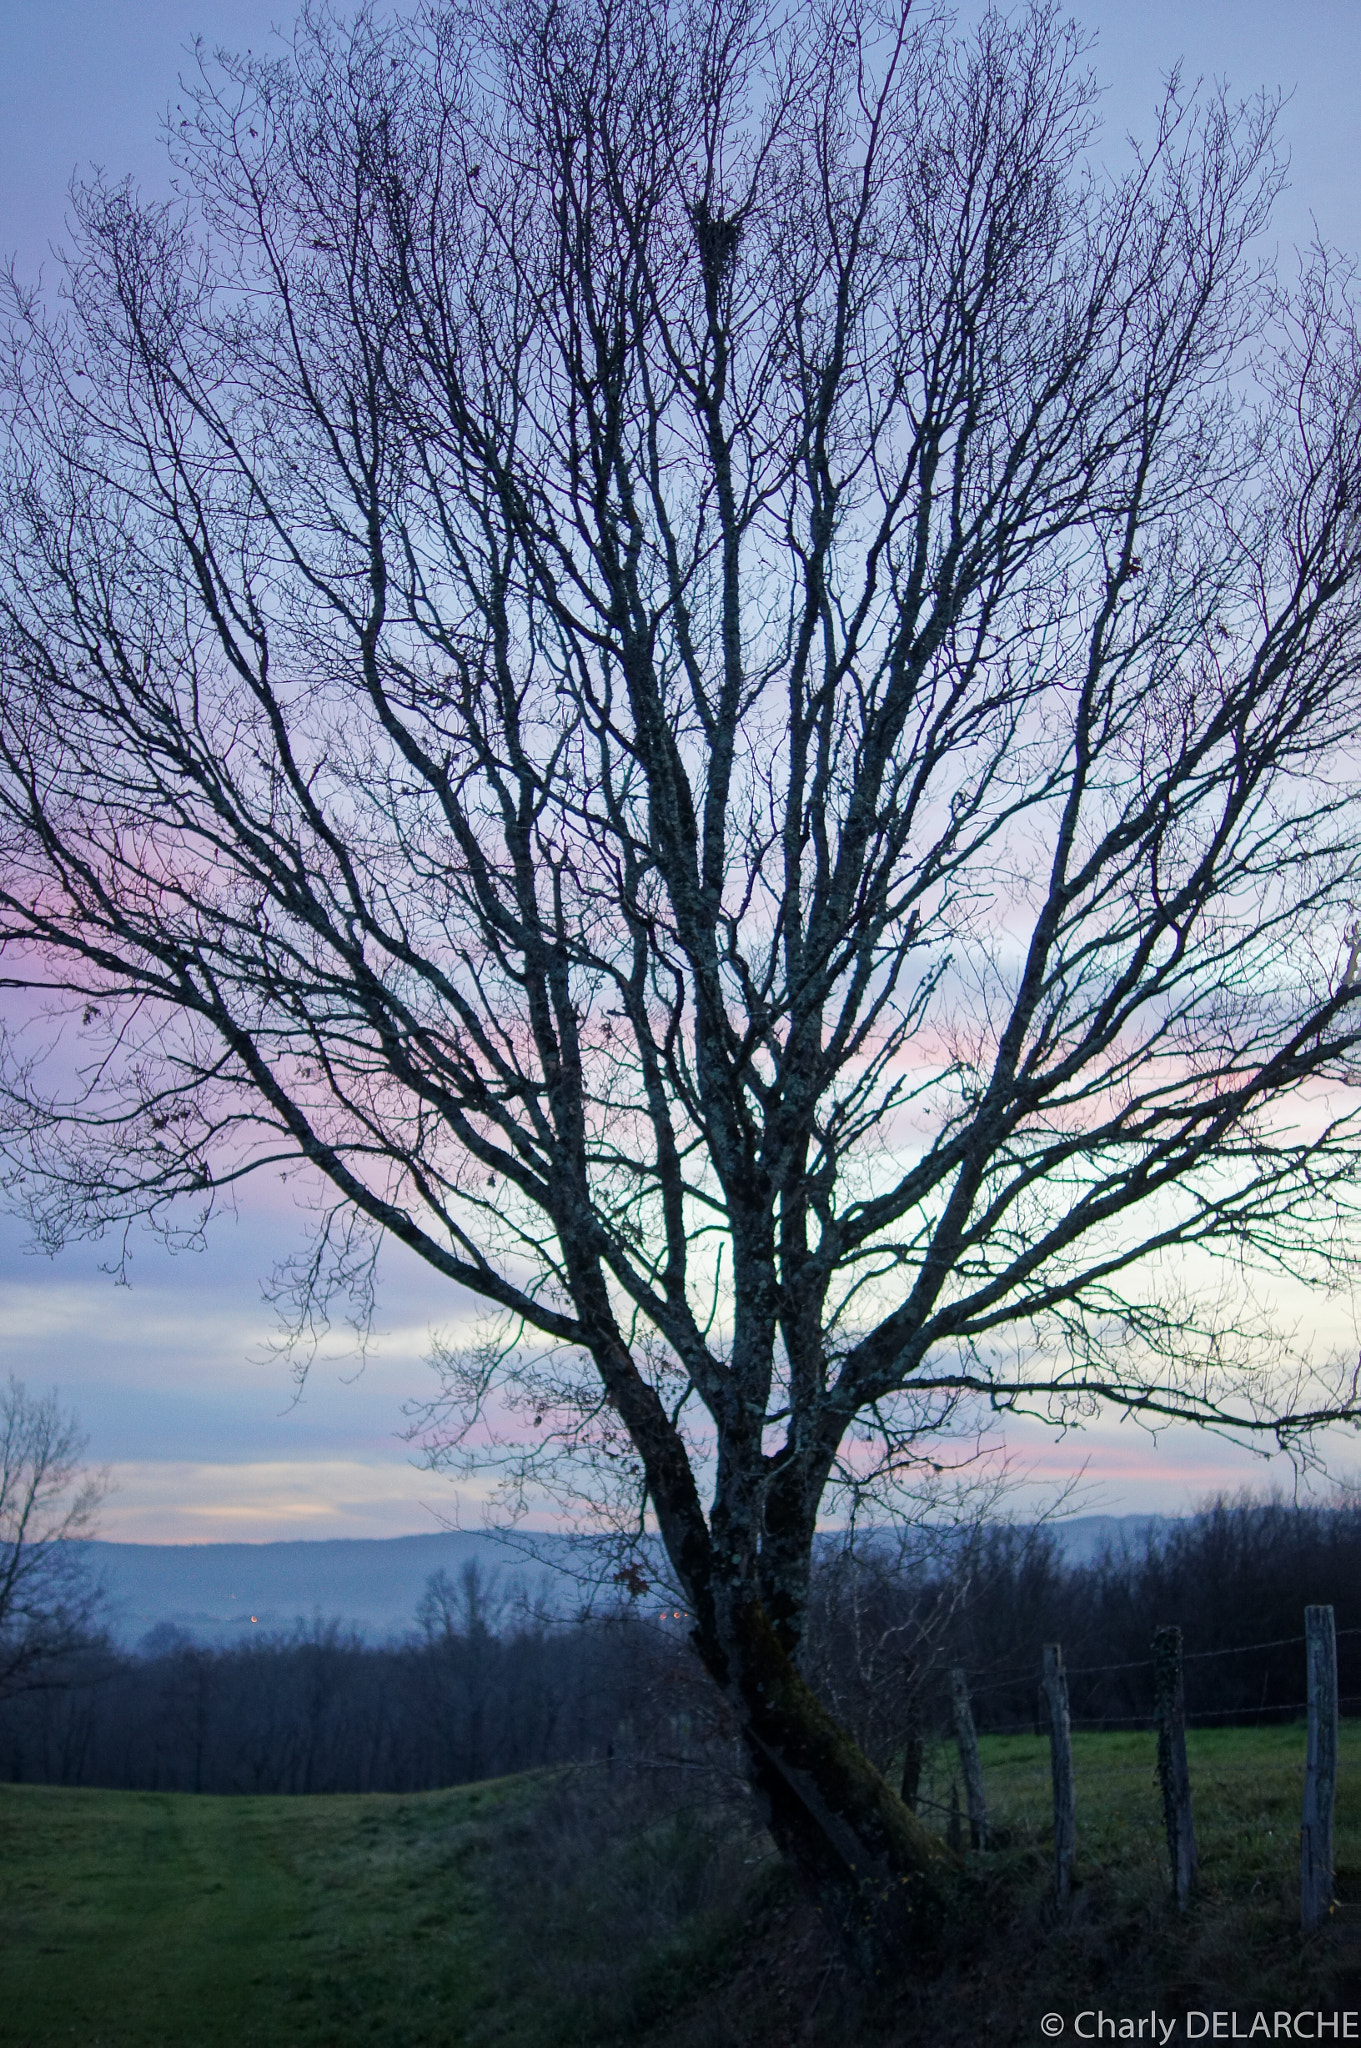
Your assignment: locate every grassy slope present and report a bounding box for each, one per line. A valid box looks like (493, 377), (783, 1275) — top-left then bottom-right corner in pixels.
(932, 1725), (1361, 2018)
(0, 1778), (526, 2048)
(954, 1723), (1361, 1902)
(6, 1728), (1361, 2047)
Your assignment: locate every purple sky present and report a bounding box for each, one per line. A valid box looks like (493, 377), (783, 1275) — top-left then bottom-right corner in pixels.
(1, 0), (1359, 1541)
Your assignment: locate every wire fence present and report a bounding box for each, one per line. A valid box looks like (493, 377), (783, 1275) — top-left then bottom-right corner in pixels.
(939, 1622), (1361, 1737)
(933, 1606), (1343, 1929)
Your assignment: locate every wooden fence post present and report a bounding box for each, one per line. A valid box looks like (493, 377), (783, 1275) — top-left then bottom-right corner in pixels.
(1153, 1625), (1197, 1909)
(900, 1692), (924, 1813)
(1042, 1643), (1076, 1906)
(1302, 1604), (1338, 1934)
(950, 1667), (990, 1850)
(947, 1779), (963, 1852)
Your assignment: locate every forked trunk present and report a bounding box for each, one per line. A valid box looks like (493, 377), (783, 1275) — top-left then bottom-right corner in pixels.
(709, 1597), (959, 1962)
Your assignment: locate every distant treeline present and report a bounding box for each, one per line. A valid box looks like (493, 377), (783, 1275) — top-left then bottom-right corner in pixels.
(951, 1493), (1361, 1729)
(4, 1495), (1360, 1795)
(0, 1566), (691, 1795)
(806, 1494), (1361, 1782)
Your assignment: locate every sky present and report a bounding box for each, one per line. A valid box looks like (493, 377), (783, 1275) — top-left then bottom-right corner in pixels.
(1, 0), (1360, 1542)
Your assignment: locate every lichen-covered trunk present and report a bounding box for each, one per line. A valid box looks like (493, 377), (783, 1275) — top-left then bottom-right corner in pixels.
(706, 1596), (958, 1961)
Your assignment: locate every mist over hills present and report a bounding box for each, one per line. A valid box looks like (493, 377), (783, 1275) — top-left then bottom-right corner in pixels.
(82, 1531), (585, 1648)
(81, 1515), (1164, 1649)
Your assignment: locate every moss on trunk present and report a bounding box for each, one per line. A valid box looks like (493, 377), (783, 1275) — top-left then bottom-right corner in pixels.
(715, 1597), (959, 1964)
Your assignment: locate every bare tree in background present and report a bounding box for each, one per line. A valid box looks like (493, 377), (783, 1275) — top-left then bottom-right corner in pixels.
(0, 1376), (107, 1695)
(3, 0), (1361, 1950)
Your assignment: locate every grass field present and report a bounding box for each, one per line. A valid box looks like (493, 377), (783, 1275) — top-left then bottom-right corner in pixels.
(5, 1727), (1361, 2047)
(0, 1777), (521, 2047)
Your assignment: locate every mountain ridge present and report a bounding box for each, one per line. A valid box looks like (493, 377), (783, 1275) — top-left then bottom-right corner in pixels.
(77, 1513), (1167, 1648)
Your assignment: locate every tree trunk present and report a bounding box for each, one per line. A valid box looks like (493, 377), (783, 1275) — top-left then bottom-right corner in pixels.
(713, 1598), (958, 1960)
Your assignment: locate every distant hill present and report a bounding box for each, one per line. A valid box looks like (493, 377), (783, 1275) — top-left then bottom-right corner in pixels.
(79, 1513), (1168, 1650)
(1048, 1513), (1165, 1564)
(79, 1531), (589, 1649)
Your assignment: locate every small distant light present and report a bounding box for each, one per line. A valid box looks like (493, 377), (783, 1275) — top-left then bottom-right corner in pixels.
(251, 1615), (257, 1623)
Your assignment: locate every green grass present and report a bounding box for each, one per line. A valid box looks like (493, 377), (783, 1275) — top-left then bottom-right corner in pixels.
(0, 1777), (526, 2048)
(887, 1724), (1361, 2032)
(970, 1720), (1358, 1875)
(5, 1729), (1361, 2047)
(957, 1722), (1361, 1902)
(0, 1768), (758, 2048)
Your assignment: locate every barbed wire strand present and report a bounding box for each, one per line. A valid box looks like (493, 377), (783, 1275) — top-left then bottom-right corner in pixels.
(953, 1622), (1361, 1698)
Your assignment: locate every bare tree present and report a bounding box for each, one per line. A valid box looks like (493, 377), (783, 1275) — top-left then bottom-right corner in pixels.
(0, 1376), (107, 1694)
(3, 0), (1361, 1951)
